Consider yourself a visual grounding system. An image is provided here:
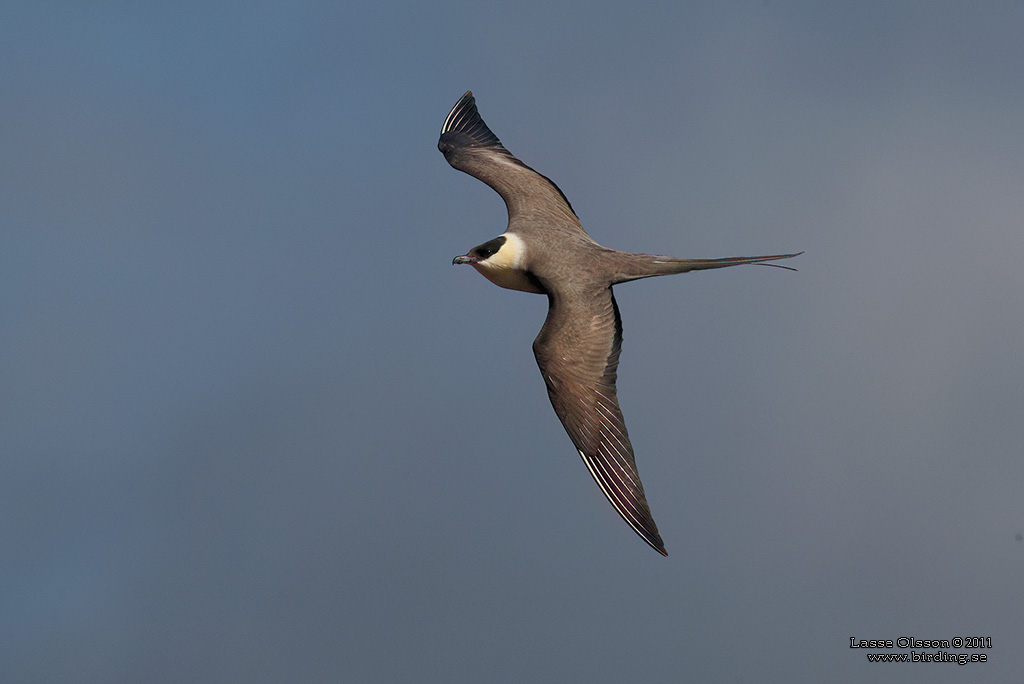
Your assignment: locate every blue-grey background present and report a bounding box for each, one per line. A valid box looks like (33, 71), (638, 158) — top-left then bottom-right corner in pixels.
(4, 2), (1022, 682)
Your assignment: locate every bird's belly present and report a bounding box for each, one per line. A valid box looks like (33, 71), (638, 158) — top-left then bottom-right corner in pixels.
(473, 264), (545, 294)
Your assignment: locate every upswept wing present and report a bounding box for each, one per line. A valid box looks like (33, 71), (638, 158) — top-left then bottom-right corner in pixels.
(532, 287), (667, 556)
(438, 91), (582, 230)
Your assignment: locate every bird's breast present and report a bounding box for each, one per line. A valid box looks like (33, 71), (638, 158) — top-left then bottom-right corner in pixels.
(472, 262), (545, 294)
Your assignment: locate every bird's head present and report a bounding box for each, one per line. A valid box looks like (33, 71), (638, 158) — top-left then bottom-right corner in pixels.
(451, 233), (543, 293)
(452, 235), (511, 266)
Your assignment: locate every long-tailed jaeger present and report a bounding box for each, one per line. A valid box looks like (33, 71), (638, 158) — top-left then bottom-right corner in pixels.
(439, 91), (800, 556)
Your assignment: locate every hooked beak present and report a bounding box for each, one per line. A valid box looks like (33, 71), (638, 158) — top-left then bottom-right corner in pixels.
(452, 254), (479, 265)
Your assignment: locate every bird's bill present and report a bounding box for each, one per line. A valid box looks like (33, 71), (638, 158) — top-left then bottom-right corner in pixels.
(452, 254), (480, 265)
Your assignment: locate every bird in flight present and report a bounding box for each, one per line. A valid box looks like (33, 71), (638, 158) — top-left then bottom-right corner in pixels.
(439, 91), (800, 556)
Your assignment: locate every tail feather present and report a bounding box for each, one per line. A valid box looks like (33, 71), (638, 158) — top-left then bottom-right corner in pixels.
(614, 251), (803, 282)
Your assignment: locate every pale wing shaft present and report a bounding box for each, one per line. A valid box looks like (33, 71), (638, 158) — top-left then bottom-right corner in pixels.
(437, 91), (582, 228)
(533, 288), (667, 556)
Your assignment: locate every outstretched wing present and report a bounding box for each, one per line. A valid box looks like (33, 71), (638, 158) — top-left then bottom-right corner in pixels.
(532, 286), (667, 556)
(438, 91), (583, 231)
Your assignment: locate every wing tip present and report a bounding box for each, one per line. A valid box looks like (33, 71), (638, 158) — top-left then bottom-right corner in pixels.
(645, 531), (669, 557)
(440, 90), (498, 142)
(574, 446), (669, 557)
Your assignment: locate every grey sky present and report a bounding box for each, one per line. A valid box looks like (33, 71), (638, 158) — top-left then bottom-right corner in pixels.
(3, 2), (1022, 682)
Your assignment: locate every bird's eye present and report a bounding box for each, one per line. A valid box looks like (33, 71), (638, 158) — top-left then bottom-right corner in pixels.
(475, 236), (506, 259)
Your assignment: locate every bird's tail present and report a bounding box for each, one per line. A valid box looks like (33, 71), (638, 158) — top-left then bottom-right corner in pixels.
(612, 251), (803, 283)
